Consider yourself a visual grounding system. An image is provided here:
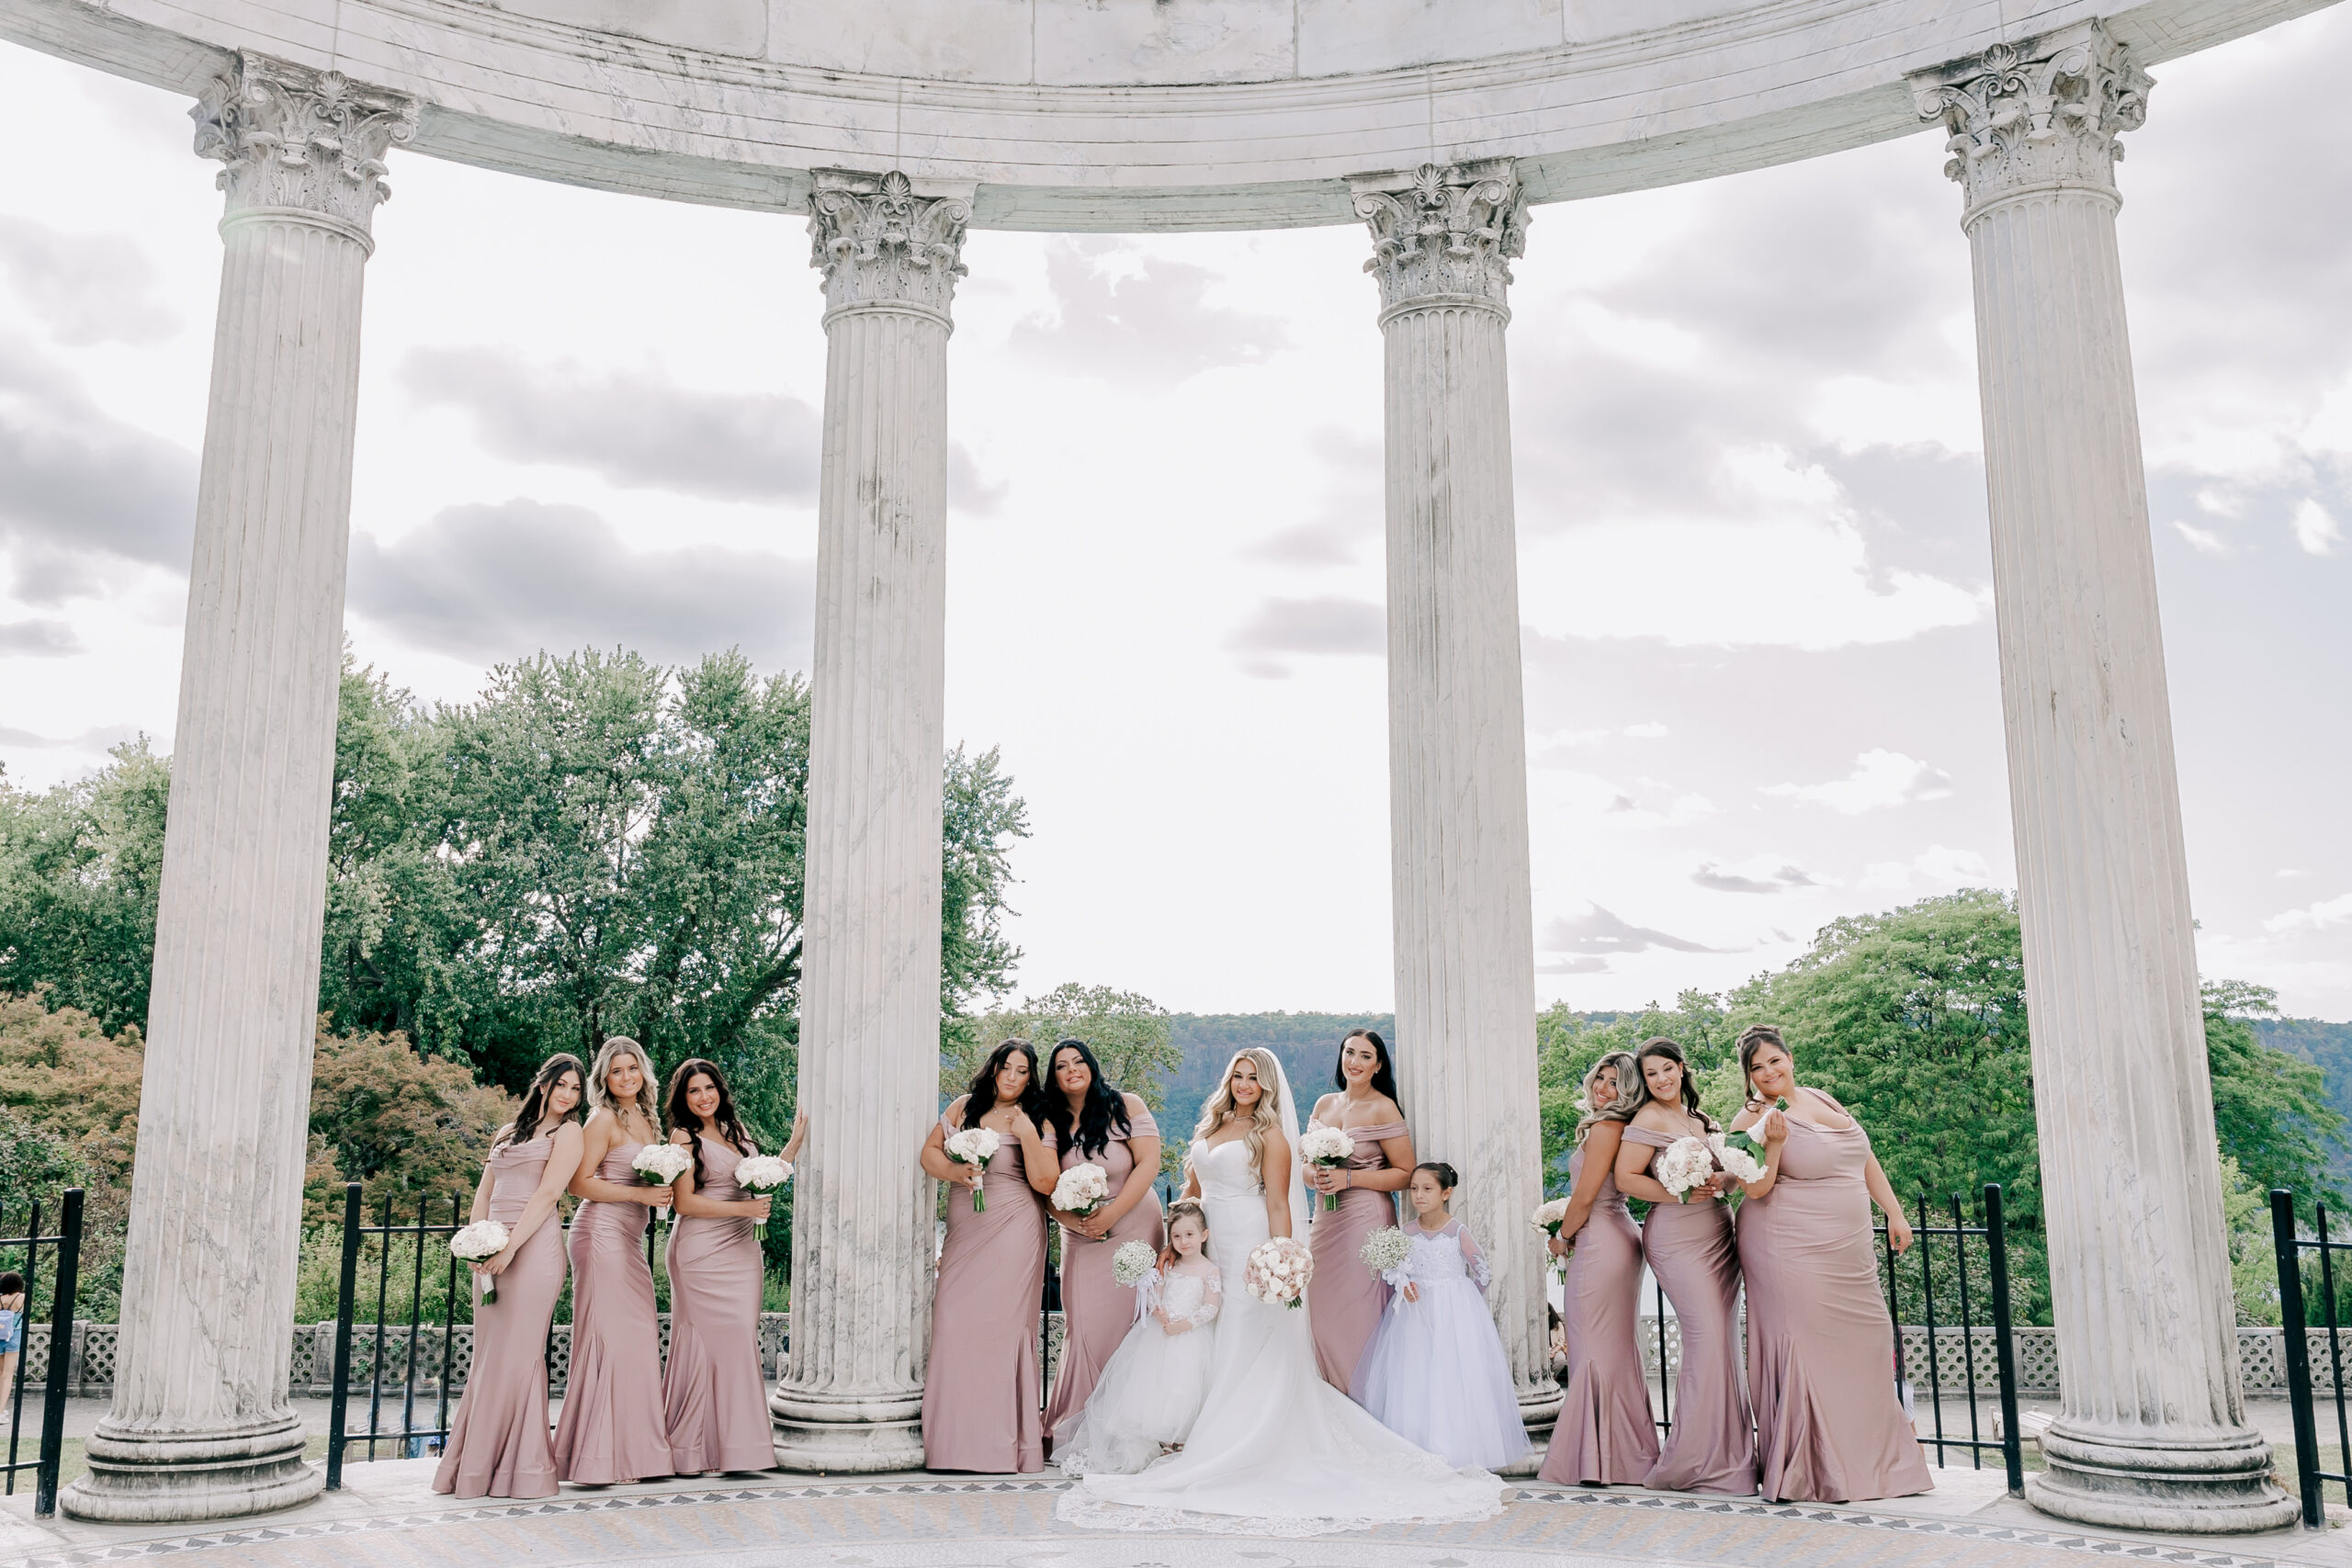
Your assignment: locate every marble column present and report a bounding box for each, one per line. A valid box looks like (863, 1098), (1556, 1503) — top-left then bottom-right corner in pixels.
(62, 56), (412, 1524)
(770, 169), (970, 1472)
(1351, 161), (1555, 1450)
(1915, 24), (2293, 1533)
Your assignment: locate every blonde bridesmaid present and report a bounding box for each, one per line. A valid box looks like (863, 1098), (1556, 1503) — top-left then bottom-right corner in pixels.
(1303, 1029), (1414, 1393)
(1731, 1025), (1932, 1504)
(1611, 1038), (1758, 1495)
(1041, 1039), (1162, 1449)
(434, 1054), (586, 1499)
(552, 1037), (676, 1485)
(1537, 1052), (1658, 1486)
(919, 1038), (1060, 1472)
(661, 1058), (804, 1476)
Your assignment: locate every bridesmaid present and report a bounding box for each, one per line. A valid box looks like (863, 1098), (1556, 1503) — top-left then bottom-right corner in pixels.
(434, 1054), (586, 1499)
(1537, 1051), (1658, 1486)
(1730, 1025), (1932, 1504)
(552, 1036), (676, 1486)
(1303, 1028), (1414, 1392)
(919, 1037), (1060, 1472)
(661, 1058), (804, 1476)
(1040, 1038), (1163, 1449)
(1611, 1037), (1758, 1495)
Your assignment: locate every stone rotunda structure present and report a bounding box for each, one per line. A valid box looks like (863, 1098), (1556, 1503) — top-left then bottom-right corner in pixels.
(0, 0), (2330, 1537)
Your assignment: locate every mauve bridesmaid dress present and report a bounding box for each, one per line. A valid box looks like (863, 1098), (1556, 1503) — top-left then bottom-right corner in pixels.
(1738, 1091), (1933, 1503)
(434, 1135), (567, 1498)
(1537, 1146), (1658, 1485)
(922, 1111), (1049, 1472)
(662, 1134), (774, 1474)
(551, 1142), (676, 1484)
(1045, 1104), (1163, 1445)
(1623, 1124), (1758, 1495)
(1306, 1117), (1405, 1393)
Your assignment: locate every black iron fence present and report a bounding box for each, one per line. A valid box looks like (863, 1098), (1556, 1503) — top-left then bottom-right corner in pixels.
(2270, 1188), (2350, 1528)
(1875, 1183), (2024, 1492)
(0, 1189), (84, 1517)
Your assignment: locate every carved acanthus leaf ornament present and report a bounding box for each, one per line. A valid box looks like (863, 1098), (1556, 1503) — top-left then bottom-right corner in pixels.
(192, 54), (416, 231)
(808, 170), (972, 321)
(1916, 23), (2151, 218)
(1353, 160), (1527, 314)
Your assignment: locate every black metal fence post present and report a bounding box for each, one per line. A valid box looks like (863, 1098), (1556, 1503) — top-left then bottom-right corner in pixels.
(326, 1182), (362, 1490)
(1984, 1184), (2023, 1496)
(1653, 1274), (1672, 1436)
(32, 1190), (81, 1517)
(2274, 1189), (2323, 1527)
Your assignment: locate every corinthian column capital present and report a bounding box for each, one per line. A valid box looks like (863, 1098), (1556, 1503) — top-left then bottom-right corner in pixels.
(192, 54), (415, 242)
(808, 169), (973, 327)
(1914, 21), (2151, 223)
(1351, 159), (1527, 320)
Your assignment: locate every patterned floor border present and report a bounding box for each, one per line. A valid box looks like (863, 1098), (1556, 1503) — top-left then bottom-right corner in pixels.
(12, 1475), (2306, 1568)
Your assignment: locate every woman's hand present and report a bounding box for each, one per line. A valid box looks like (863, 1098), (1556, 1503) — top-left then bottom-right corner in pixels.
(952, 1162), (983, 1190)
(1759, 1106), (1788, 1144)
(1399, 1281), (1420, 1304)
(1162, 1316), (1193, 1337)
(1547, 1235), (1568, 1260)
(641, 1185), (673, 1210)
(1887, 1210), (1915, 1254)
(747, 1196), (773, 1222)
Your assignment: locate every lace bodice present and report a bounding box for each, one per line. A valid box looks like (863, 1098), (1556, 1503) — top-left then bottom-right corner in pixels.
(1140, 1265), (1223, 1327)
(1378, 1218), (1491, 1292)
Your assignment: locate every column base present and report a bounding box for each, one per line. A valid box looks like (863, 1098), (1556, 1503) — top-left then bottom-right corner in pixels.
(62, 1411), (321, 1523)
(2025, 1420), (2298, 1534)
(770, 1384), (927, 1473)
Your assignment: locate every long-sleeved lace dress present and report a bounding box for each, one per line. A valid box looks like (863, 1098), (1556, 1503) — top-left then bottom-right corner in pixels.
(1350, 1218), (1530, 1472)
(1055, 1263), (1223, 1477)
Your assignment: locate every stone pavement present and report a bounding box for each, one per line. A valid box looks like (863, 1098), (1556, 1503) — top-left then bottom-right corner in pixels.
(2, 1460), (2347, 1568)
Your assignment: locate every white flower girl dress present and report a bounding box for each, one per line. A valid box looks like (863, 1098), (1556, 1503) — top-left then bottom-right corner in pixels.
(1351, 1217), (1529, 1472)
(1055, 1261), (1222, 1476)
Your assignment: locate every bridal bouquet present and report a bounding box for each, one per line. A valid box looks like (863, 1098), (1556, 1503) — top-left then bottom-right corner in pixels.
(1655, 1136), (1720, 1203)
(1052, 1162), (1112, 1223)
(1707, 1133), (1765, 1186)
(734, 1154), (792, 1239)
(633, 1142), (694, 1226)
(1245, 1236), (1314, 1310)
(1532, 1196), (1570, 1238)
(942, 1126), (1001, 1211)
(1298, 1125), (1356, 1212)
(1360, 1224), (1408, 1281)
(448, 1220), (510, 1303)
(1111, 1239), (1158, 1288)
(1717, 1096), (1789, 1172)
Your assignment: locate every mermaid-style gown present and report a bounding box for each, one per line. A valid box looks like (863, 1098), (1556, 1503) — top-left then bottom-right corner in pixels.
(1537, 1147), (1657, 1485)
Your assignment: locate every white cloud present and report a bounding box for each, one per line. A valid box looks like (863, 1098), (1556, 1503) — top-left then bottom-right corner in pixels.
(2266, 893), (2352, 936)
(2292, 498), (2343, 556)
(1761, 750), (1954, 814)
(2173, 521), (2232, 556)
(1623, 721), (1669, 739)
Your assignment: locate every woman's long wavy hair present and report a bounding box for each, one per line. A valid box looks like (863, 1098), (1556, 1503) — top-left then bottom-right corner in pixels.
(662, 1057), (757, 1190)
(496, 1054), (586, 1153)
(1330, 1028), (1404, 1112)
(960, 1037), (1043, 1131)
(587, 1036), (662, 1129)
(1736, 1024), (1792, 1103)
(1574, 1051), (1636, 1146)
(1192, 1047), (1285, 1189)
(1598, 1036), (1717, 1133)
(1042, 1038), (1133, 1159)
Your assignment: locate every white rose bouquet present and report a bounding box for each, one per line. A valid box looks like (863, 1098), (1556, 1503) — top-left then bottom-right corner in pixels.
(733, 1154), (792, 1239)
(1245, 1236), (1314, 1310)
(1359, 1224), (1409, 1282)
(1718, 1095), (1788, 1172)
(632, 1142), (694, 1226)
(1532, 1196), (1570, 1238)
(1052, 1162), (1112, 1224)
(1707, 1133), (1765, 1187)
(1298, 1124), (1356, 1212)
(1654, 1135), (1720, 1203)
(448, 1220), (510, 1303)
(942, 1126), (1002, 1211)
(1111, 1239), (1158, 1288)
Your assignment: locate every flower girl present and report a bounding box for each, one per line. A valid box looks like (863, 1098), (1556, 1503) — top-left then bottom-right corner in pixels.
(1054, 1201), (1223, 1476)
(1351, 1162), (1530, 1472)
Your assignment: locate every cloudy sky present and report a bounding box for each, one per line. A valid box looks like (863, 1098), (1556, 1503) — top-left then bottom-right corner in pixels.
(1, 13), (2346, 1021)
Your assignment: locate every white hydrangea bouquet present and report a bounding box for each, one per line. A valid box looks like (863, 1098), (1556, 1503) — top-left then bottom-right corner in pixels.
(733, 1154), (792, 1238)
(633, 1142), (695, 1227)
(942, 1126), (1001, 1211)
(1052, 1161), (1111, 1224)
(1359, 1224), (1408, 1281)
(448, 1220), (510, 1303)
(1298, 1124), (1356, 1212)
(1707, 1133), (1765, 1187)
(1111, 1239), (1158, 1288)
(1716, 1095), (1788, 1175)
(1532, 1196), (1570, 1238)
(1654, 1135), (1720, 1203)
(1245, 1236), (1314, 1310)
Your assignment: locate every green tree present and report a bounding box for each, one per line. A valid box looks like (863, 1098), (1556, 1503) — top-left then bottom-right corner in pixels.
(2201, 979), (2346, 1208)
(0, 741), (171, 1032)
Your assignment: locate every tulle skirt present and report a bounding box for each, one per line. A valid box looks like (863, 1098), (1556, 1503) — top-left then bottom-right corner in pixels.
(1351, 1277), (1529, 1472)
(1056, 1312), (1219, 1476)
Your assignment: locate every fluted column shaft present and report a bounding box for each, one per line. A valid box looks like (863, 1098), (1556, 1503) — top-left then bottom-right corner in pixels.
(64, 57), (413, 1525)
(1353, 161), (1554, 1450)
(771, 170), (968, 1472)
(1917, 24), (2292, 1534)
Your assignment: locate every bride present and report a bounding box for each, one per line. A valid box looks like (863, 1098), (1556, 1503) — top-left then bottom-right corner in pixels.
(1057, 1048), (1506, 1535)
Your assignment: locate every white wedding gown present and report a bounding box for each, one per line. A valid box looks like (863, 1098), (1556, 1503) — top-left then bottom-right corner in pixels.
(1057, 1136), (1506, 1536)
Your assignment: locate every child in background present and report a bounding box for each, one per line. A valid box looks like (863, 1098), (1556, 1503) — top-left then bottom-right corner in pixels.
(1351, 1163), (1529, 1471)
(1054, 1201), (1222, 1476)
(0, 1271), (24, 1394)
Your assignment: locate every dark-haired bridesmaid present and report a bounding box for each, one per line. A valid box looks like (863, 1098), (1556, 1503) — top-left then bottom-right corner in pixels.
(1303, 1028), (1414, 1393)
(662, 1058), (805, 1476)
(434, 1054), (587, 1499)
(553, 1036), (677, 1486)
(919, 1037), (1059, 1472)
(1731, 1025), (1931, 1504)
(1040, 1038), (1162, 1449)
(1538, 1051), (1658, 1486)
